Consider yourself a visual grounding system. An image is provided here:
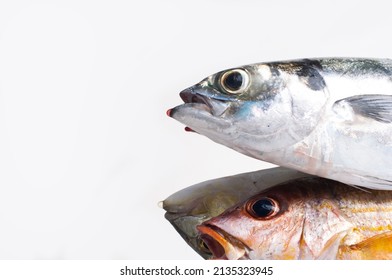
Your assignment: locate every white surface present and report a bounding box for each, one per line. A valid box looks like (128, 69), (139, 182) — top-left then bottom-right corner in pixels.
(0, 0), (390, 259)
(0, 260), (387, 279)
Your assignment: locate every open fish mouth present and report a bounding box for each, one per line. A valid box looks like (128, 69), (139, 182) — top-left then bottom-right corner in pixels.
(197, 224), (250, 260)
(174, 88), (229, 117)
(180, 90), (211, 110)
(167, 86), (233, 134)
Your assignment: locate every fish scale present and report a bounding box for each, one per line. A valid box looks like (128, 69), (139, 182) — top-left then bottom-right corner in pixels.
(334, 189), (392, 239)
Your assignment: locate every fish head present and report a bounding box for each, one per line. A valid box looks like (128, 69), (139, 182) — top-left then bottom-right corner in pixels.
(162, 172), (262, 259)
(162, 168), (308, 259)
(197, 178), (352, 260)
(197, 181), (307, 259)
(169, 60), (329, 155)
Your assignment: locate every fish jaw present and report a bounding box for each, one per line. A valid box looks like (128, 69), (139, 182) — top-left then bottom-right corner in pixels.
(169, 102), (233, 135)
(197, 222), (303, 260)
(164, 212), (212, 259)
(169, 100), (268, 158)
(169, 82), (234, 121)
(168, 83), (237, 150)
(197, 224), (248, 260)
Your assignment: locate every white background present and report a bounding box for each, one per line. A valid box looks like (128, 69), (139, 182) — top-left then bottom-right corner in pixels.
(0, 0), (390, 259)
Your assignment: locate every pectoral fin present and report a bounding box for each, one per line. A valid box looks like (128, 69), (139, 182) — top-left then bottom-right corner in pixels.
(333, 94), (392, 123)
(339, 231), (392, 259)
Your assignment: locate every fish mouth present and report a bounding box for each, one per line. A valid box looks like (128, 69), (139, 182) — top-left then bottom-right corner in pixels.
(197, 224), (250, 260)
(169, 87), (229, 118)
(167, 86), (233, 134)
(180, 89), (211, 111)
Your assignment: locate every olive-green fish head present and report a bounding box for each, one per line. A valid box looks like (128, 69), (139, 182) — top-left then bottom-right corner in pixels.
(168, 59), (328, 157)
(162, 176), (251, 259)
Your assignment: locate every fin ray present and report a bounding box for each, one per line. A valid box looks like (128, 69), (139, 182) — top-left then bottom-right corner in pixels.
(333, 94), (392, 123)
(340, 231), (392, 259)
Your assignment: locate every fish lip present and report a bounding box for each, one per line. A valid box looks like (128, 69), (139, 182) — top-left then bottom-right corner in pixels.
(197, 224), (250, 260)
(199, 232), (227, 260)
(180, 89), (213, 113)
(178, 88), (230, 117)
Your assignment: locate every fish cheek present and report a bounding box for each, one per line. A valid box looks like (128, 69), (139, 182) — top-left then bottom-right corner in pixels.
(220, 66), (292, 137)
(230, 95), (293, 136)
(244, 209), (303, 259)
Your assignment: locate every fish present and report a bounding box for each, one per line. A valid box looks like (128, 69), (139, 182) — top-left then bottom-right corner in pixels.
(162, 167), (308, 259)
(197, 177), (392, 260)
(168, 58), (392, 190)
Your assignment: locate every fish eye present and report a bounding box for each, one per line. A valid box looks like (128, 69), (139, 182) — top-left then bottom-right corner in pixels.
(220, 69), (249, 94)
(246, 197), (279, 219)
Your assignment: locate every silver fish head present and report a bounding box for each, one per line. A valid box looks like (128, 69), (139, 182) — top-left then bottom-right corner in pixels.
(169, 60), (329, 156)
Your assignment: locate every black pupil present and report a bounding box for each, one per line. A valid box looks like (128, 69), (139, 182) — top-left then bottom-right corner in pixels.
(251, 198), (275, 218)
(224, 71), (243, 91)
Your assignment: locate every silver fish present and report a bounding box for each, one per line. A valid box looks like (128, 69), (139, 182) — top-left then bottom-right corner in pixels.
(162, 167), (308, 259)
(168, 58), (392, 190)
